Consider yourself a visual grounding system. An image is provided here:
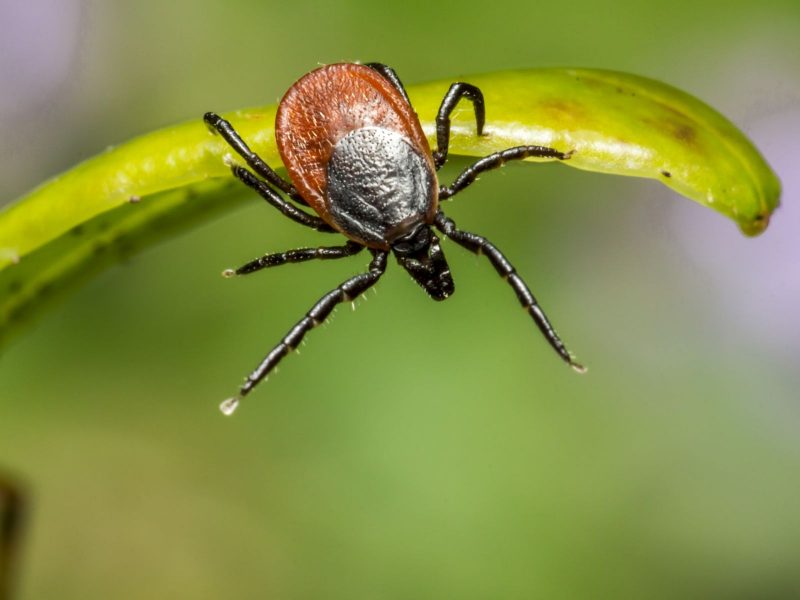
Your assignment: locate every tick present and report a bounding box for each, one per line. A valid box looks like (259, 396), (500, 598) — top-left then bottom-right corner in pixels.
(205, 62), (584, 415)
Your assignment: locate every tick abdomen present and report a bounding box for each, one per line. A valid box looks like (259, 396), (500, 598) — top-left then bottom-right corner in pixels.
(275, 63), (437, 246)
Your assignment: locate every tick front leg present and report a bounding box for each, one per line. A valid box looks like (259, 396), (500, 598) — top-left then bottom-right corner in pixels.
(433, 82), (486, 170)
(439, 146), (573, 200)
(434, 211), (585, 373)
(220, 250), (389, 414)
(223, 241), (364, 277)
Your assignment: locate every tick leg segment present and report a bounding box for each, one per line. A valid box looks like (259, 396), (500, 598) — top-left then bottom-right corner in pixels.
(439, 146), (573, 200)
(236, 250), (389, 399)
(433, 82), (486, 170)
(434, 211), (585, 372)
(227, 241), (364, 276)
(231, 166), (336, 233)
(203, 112), (308, 205)
(365, 63), (411, 105)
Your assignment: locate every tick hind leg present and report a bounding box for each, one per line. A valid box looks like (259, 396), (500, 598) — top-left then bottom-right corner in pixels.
(231, 165), (336, 233)
(434, 82), (486, 170)
(366, 65), (484, 169)
(365, 63), (412, 105)
(434, 212), (585, 373)
(221, 250), (389, 413)
(204, 112), (308, 205)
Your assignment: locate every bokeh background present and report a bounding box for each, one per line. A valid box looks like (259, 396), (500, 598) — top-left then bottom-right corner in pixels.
(1, 0), (799, 598)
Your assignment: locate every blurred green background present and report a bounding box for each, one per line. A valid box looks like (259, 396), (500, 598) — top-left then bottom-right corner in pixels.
(1, 0), (799, 598)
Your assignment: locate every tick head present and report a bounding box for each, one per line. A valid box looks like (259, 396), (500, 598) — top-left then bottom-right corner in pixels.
(393, 224), (454, 301)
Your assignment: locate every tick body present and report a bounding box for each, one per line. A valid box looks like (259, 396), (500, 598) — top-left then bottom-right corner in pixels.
(277, 64), (438, 249)
(206, 62), (584, 415)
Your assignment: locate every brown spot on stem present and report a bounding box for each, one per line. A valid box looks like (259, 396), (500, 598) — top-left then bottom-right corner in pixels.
(538, 98), (588, 125)
(672, 122), (696, 144)
(643, 115), (699, 148)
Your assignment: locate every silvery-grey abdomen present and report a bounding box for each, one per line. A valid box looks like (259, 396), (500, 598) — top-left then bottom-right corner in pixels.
(326, 127), (437, 247)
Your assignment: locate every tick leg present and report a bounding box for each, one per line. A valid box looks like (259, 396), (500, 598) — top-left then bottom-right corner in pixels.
(434, 82), (486, 170)
(439, 145), (573, 200)
(232, 165), (336, 233)
(364, 63), (412, 105)
(225, 241), (364, 277)
(203, 111), (308, 206)
(226, 250), (389, 405)
(434, 211), (585, 373)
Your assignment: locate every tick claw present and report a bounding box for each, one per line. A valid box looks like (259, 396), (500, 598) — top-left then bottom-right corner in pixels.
(571, 362), (588, 374)
(219, 396), (240, 416)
